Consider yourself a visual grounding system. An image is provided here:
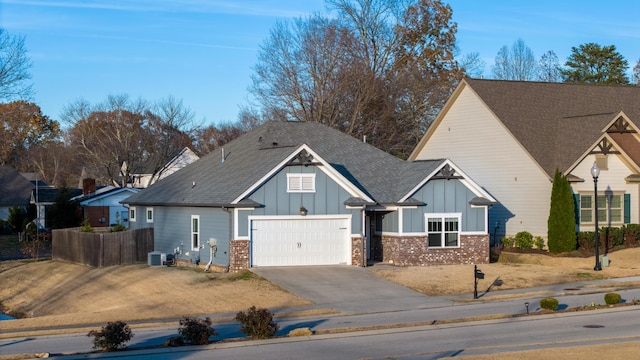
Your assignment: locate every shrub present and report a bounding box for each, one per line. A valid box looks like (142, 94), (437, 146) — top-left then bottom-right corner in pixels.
(547, 169), (576, 253)
(501, 236), (514, 248)
(534, 236), (545, 250)
(514, 231), (534, 249)
(577, 231), (596, 252)
(111, 224), (127, 232)
(605, 227), (625, 248)
(235, 306), (279, 339)
(87, 321), (133, 351)
(540, 297), (559, 311)
(623, 224), (640, 247)
(604, 293), (622, 305)
(178, 317), (218, 345)
(80, 218), (94, 233)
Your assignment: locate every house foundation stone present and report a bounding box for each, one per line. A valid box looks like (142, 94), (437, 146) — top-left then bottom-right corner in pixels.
(381, 234), (489, 266)
(230, 239), (249, 272)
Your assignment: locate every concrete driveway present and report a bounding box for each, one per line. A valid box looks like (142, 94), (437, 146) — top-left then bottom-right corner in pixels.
(251, 266), (450, 314)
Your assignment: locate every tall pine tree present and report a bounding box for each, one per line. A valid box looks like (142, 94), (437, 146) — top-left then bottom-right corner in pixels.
(547, 169), (577, 253)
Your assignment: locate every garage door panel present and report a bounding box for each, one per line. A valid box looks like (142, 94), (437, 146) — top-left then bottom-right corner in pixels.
(251, 217), (350, 266)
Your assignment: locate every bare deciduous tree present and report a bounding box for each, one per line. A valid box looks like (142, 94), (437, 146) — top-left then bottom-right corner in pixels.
(492, 39), (537, 81)
(250, 0), (461, 158)
(0, 28), (34, 100)
(458, 52), (485, 78)
(193, 122), (245, 155)
(144, 96), (196, 183)
(538, 50), (563, 82)
(63, 94), (194, 186)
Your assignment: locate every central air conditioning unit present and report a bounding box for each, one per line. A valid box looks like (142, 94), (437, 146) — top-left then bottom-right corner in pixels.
(148, 252), (166, 266)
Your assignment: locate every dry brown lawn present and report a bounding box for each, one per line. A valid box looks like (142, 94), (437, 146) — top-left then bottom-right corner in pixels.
(370, 248), (640, 297)
(1, 249), (640, 359)
(0, 262), (310, 332)
(1, 248), (639, 333)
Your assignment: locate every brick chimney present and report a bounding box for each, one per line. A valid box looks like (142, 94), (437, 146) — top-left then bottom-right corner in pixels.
(82, 178), (96, 195)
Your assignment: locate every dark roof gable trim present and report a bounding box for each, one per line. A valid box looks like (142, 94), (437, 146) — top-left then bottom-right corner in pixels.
(590, 138), (620, 155)
(430, 164), (463, 180)
(607, 116), (636, 134)
(286, 149), (321, 167)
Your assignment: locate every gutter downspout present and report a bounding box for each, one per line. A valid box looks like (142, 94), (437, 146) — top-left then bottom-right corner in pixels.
(222, 207), (232, 272)
(361, 208), (366, 267)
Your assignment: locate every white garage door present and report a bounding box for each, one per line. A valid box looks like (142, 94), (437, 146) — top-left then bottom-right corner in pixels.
(251, 217), (351, 266)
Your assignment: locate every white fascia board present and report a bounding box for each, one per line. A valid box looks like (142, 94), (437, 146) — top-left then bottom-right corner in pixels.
(232, 144), (374, 204)
(80, 188), (138, 205)
(567, 132), (640, 175)
(399, 159), (496, 203)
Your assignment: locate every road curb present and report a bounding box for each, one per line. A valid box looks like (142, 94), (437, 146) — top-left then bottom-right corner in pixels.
(47, 305), (640, 359)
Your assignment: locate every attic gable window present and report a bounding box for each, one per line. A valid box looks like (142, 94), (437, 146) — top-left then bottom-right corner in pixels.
(287, 173), (316, 193)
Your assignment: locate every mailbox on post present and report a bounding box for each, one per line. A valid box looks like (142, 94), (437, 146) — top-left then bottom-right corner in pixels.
(474, 265), (484, 299)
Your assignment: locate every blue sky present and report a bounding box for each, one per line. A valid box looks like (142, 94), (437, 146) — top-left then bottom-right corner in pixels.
(2, 0), (639, 126)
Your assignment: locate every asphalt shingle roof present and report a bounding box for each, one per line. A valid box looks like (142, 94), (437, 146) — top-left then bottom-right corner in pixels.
(465, 79), (640, 176)
(0, 166), (33, 207)
(124, 121), (445, 207)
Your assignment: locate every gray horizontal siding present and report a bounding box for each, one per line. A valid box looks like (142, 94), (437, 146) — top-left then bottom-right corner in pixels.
(144, 206), (230, 267)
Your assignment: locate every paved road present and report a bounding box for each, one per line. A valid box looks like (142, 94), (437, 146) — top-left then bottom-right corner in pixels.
(2, 278), (640, 357)
(35, 307), (640, 359)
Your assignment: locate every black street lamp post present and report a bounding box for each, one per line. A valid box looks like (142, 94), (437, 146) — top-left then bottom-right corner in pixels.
(591, 162), (602, 271)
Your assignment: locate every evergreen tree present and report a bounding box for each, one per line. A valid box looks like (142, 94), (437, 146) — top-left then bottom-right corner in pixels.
(48, 186), (82, 229)
(562, 43), (629, 84)
(547, 169), (576, 253)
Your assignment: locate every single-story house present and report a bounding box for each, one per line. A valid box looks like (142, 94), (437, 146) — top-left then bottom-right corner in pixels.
(31, 187), (83, 229)
(410, 78), (640, 243)
(73, 183), (139, 227)
(124, 121), (495, 270)
(0, 166), (34, 229)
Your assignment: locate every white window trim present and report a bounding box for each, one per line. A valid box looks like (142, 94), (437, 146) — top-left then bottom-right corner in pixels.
(580, 192), (624, 225)
(130, 206), (136, 222)
(191, 215), (200, 250)
(234, 207), (256, 240)
(146, 207), (154, 223)
(425, 213), (462, 248)
(287, 173), (316, 193)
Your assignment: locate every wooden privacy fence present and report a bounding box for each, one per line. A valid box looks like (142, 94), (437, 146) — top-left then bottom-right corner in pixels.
(52, 228), (154, 267)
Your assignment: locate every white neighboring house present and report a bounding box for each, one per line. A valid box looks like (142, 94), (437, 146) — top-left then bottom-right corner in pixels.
(127, 147), (199, 188)
(410, 78), (640, 243)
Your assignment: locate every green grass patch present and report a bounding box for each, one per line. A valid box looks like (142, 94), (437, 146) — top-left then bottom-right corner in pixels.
(192, 270), (262, 283)
(226, 270), (261, 281)
(576, 272), (605, 280)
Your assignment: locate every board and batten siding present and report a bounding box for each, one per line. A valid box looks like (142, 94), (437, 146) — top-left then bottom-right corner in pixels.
(414, 86), (551, 237)
(403, 179), (486, 233)
(570, 154), (639, 227)
(146, 206), (230, 267)
(236, 165), (362, 238)
(380, 210), (399, 233)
